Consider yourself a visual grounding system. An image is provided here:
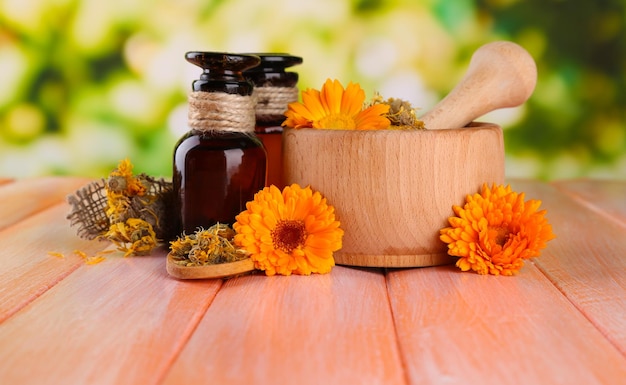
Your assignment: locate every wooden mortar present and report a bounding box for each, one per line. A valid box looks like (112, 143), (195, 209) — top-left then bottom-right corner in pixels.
(283, 123), (504, 267)
(282, 41), (536, 268)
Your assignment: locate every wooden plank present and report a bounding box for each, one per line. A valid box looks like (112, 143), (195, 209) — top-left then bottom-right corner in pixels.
(552, 179), (626, 227)
(0, 176), (92, 231)
(0, 247), (222, 385)
(511, 180), (626, 357)
(0, 202), (111, 323)
(387, 264), (626, 384)
(162, 266), (406, 385)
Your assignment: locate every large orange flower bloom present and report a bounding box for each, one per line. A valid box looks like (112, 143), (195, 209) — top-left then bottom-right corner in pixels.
(440, 184), (555, 275)
(233, 184), (343, 276)
(282, 79), (390, 130)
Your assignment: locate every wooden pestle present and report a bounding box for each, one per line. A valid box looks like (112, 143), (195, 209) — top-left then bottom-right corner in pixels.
(420, 41), (537, 130)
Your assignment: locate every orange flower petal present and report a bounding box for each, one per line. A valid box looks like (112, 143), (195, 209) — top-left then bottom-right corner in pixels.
(342, 82), (366, 116)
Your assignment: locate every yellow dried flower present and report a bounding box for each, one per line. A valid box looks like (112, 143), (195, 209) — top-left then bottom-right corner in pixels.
(108, 158), (146, 197)
(169, 224), (248, 267)
(103, 217), (157, 257)
(67, 159), (173, 243)
(370, 95), (425, 130)
(105, 159), (148, 223)
(98, 158), (164, 257)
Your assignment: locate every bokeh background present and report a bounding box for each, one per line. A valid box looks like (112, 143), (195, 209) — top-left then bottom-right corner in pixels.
(1, 0), (624, 180)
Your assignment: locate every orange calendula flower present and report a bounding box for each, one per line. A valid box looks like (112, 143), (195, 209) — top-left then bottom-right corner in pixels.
(440, 184), (555, 276)
(282, 79), (390, 130)
(233, 184), (343, 276)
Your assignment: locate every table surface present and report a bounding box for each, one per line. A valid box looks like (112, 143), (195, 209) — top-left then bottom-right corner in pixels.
(0, 177), (624, 385)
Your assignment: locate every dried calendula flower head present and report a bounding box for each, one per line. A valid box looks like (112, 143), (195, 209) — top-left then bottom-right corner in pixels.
(107, 158), (147, 197)
(104, 217), (157, 257)
(369, 95), (425, 130)
(99, 160), (164, 257)
(211, 223), (236, 240)
(106, 175), (128, 193)
(105, 159), (149, 224)
(169, 224), (249, 267)
(67, 158), (175, 257)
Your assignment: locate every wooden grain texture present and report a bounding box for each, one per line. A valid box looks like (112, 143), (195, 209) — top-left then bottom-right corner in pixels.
(0, 201), (110, 323)
(1, 178), (625, 385)
(0, 176), (91, 231)
(283, 124), (504, 267)
(511, 180), (626, 357)
(552, 179), (626, 227)
(387, 265), (626, 385)
(162, 266), (406, 385)
(334, 252), (455, 269)
(0, 247), (222, 385)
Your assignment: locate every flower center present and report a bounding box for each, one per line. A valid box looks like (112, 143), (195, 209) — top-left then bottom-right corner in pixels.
(317, 114), (356, 129)
(491, 226), (510, 246)
(272, 220), (307, 253)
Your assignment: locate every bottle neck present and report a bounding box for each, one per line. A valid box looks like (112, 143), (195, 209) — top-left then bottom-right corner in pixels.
(192, 78), (254, 96)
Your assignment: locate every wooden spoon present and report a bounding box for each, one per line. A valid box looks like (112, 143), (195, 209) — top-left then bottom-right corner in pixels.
(166, 253), (256, 279)
(420, 41), (537, 130)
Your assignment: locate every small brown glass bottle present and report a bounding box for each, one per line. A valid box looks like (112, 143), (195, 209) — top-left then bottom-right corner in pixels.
(173, 52), (266, 235)
(243, 54), (302, 188)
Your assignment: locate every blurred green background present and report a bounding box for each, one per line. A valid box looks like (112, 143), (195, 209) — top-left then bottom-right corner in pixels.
(1, 0), (624, 180)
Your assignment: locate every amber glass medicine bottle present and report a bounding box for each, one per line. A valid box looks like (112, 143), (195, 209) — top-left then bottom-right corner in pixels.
(243, 54), (302, 188)
(173, 52), (266, 235)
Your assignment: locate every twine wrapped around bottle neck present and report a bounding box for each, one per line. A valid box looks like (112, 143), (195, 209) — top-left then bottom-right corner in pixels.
(188, 91), (256, 133)
(253, 86), (299, 122)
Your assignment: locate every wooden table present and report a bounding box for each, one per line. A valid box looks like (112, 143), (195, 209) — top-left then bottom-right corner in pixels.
(0, 177), (624, 385)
